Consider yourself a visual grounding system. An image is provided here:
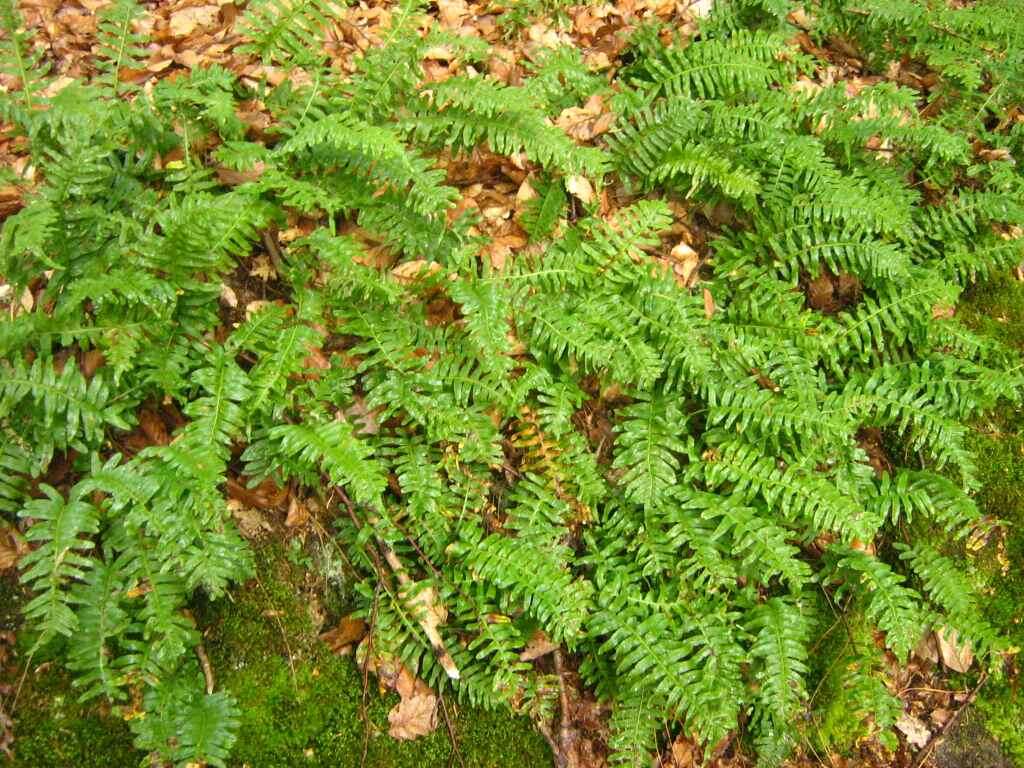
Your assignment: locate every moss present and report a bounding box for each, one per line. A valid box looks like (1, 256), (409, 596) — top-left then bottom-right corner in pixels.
(959, 276), (1024, 350)
(198, 541), (552, 768)
(806, 603), (898, 759)
(4, 542), (550, 768)
(3, 578), (138, 767)
(958, 276), (1024, 767)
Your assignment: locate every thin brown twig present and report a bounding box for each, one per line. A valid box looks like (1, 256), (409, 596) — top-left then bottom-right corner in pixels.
(359, 583), (382, 768)
(552, 649), (575, 768)
(910, 672), (989, 768)
(195, 641), (215, 695)
(439, 693), (466, 768)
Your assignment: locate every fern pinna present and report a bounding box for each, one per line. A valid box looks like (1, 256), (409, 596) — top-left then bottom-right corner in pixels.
(1, 0), (1022, 765)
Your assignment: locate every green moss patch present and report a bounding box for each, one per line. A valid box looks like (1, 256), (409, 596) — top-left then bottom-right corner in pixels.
(959, 276), (1024, 766)
(195, 542), (552, 768)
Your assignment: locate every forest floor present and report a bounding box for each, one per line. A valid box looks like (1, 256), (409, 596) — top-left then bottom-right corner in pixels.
(1, 0), (1023, 766)
(2, 275), (1022, 767)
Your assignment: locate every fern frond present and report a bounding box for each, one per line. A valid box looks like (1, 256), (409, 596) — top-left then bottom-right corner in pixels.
(19, 485), (100, 644)
(238, 0), (340, 66)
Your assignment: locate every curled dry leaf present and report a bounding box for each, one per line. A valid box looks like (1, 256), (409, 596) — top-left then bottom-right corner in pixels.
(285, 496), (310, 528)
(320, 615), (368, 653)
(227, 499), (273, 540)
(936, 627), (974, 673)
(391, 259), (444, 285)
(520, 630), (558, 662)
(669, 240), (700, 287)
(404, 583), (448, 639)
(219, 283), (238, 308)
(388, 687), (438, 740)
(566, 175), (594, 205)
(703, 288), (715, 319)
(0, 525), (28, 571)
(555, 95), (615, 142)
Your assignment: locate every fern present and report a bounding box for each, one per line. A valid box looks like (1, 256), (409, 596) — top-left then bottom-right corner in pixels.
(1, 0), (1021, 764)
(95, 0), (149, 94)
(238, 0), (341, 66)
(19, 485), (100, 644)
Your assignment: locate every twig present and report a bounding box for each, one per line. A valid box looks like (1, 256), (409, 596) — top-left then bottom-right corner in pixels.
(359, 584), (381, 768)
(439, 693), (466, 768)
(261, 230), (285, 274)
(336, 488), (461, 680)
(552, 649), (576, 768)
(195, 641), (215, 695)
(910, 672), (989, 768)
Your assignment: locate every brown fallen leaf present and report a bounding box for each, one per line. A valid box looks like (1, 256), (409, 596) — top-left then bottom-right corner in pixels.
(169, 5), (220, 37)
(896, 712), (931, 748)
(388, 689), (438, 740)
(0, 525), (28, 571)
(227, 499), (273, 540)
(565, 175), (594, 205)
(669, 240), (701, 287)
(936, 627), (974, 673)
(285, 496), (310, 528)
(249, 254), (277, 281)
(320, 615), (368, 653)
(703, 287), (715, 318)
(555, 95), (615, 142)
(520, 630), (558, 662)
(391, 260), (444, 285)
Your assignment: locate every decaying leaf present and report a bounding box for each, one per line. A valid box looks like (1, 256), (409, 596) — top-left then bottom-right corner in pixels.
(520, 630), (558, 662)
(227, 499), (273, 540)
(703, 287), (715, 318)
(285, 496), (310, 528)
(895, 712), (931, 748)
(388, 688), (438, 740)
(565, 175), (594, 205)
(936, 627), (974, 673)
(320, 615), (368, 653)
(169, 5), (220, 37)
(0, 525), (28, 571)
(404, 583), (447, 639)
(391, 260), (444, 285)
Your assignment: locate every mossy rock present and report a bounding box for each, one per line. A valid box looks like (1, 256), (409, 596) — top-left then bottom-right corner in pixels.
(4, 544), (551, 768)
(195, 541), (553, 768)
(959, 275), (1024, 767)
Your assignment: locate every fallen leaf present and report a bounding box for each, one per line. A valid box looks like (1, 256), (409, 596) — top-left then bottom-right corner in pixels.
(0, 525), (28, 571)
(285, 496), (310, 528)
(555, 95), (614, 142)
(404, 583), (447, 638)
(391, 260), (443, 284)
(388, 689), (438, 740)
(666, 734), (697, 767)
(219, 283), (238, 308)
(320, 615), (368, 653)
(936, 627), (974, 673)
(914, 631), (940, 664)
(670, 240), (700, 286)
(249, 254), (277, 281)
(703, 287), (715, 318)
(896, 712), (931, 748)
(520, 630), (558, 661)
(227, 499), (273, 540)
(566, 175), (594, 204)
(169, 5), (220, 37)
(685, 0), (715, 19)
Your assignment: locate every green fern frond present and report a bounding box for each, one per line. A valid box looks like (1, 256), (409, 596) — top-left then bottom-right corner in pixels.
(238, 0), (340, 66)
(19, 485), (100, 644)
